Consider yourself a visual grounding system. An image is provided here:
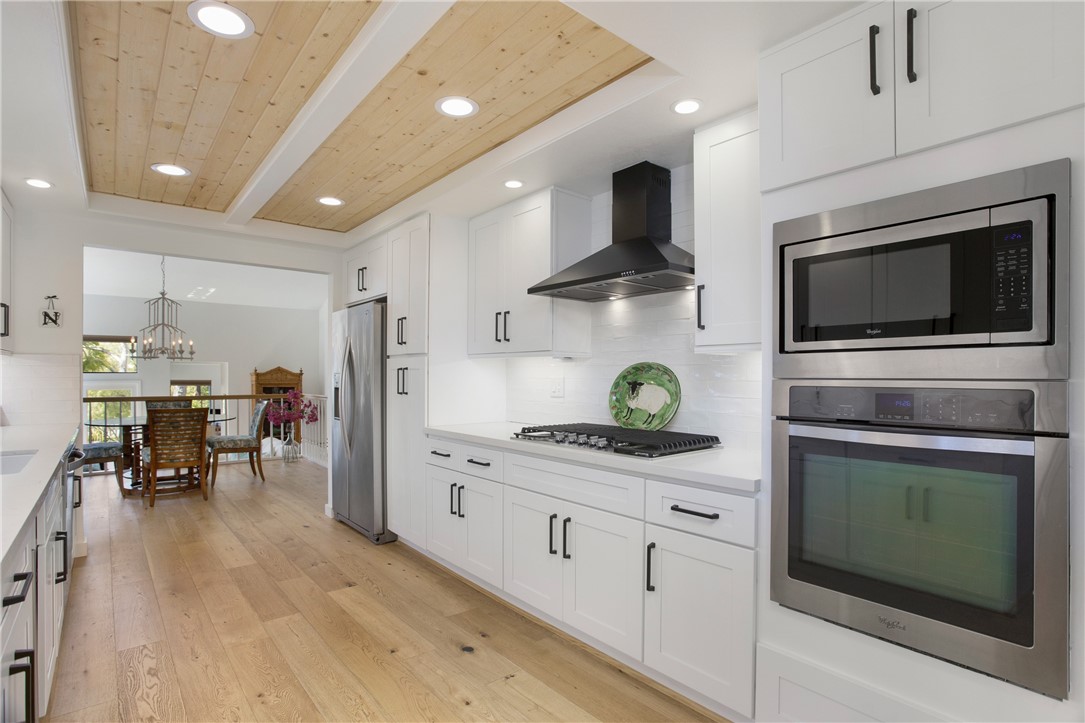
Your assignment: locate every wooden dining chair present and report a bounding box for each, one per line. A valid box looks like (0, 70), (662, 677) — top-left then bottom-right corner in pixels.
(206, 400), (269, 486)
(141, 407), (209, 507)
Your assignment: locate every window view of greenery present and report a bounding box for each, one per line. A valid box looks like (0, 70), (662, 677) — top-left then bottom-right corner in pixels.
(82, 337), (136, 373)
(84, 389), (133, 442)
(172, 381), (212, 409)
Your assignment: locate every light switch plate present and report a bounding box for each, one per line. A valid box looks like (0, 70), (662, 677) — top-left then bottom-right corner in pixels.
(549, 377), (565, 398)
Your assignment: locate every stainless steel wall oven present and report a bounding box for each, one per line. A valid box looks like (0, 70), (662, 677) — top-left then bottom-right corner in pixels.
(773, 159), (1069, 380)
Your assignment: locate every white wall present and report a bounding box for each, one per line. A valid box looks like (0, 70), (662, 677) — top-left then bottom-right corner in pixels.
(505, 164), (762, 449)
(757, 108), (1085, 722)
(83, 294), (324, 397)
(0, 353), (80, 425)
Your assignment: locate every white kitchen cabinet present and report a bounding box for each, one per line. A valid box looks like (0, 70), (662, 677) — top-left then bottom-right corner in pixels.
(1, 519), (36, 723)
(344, 233), (388, 306)
(693, 110), (761, 352)
(894, 2), (1085, 155)
(387, 214), (429, 356)
(424, 465), (504, 588)
(1, 196), (13, 352)
(467, 187), (591, 357)
(759, 1), (1084, 190)
(502, 485), (644, 659)
(643, 524), (755, 717)
(36, 466), (68, 715)
(386, 357), (426, 544)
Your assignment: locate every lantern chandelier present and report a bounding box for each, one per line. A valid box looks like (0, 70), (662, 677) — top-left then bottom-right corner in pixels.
(129, 255), (196, 360)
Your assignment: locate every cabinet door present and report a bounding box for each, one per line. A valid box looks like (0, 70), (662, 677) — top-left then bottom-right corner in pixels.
(1, 202), (12, 349)
(502, 191), (554, 354)
(467, 210), (505, 354)
(461, 475), (503, 588)
(503, 486), (563, 620)
(759, 2), (895, 190)
(36, 475), (64, 714)
(643, 525), (755, 717)
(387, 226), (411, 356)
(693, 111), (761, 352)
(426, 465), (463, 564)
(389, 358), (427, 544)
(1, 580), (34, 723)
(895, 2), (1085, 155)
(358, 235), (388, 302)
(562, 502), (644, 659)
(388, 215), (429, 355)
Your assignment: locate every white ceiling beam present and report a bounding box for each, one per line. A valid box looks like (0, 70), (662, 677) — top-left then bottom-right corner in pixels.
(224, 1), (455, 226)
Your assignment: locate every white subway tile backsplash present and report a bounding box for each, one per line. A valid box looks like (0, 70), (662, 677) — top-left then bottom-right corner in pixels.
(0, 354), (82, 426)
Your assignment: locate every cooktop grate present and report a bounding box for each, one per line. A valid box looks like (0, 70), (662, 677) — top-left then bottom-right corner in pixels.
(514, 423), (720, 457)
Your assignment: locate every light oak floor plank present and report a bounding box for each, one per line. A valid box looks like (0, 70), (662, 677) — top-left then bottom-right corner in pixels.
(49, 460), (726, 722)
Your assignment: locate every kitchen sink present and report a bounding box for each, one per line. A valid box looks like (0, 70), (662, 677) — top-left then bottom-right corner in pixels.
(0, 450), (37, 475)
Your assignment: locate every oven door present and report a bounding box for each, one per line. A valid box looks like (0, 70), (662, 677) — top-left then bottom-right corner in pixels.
(770, 421), (1068, 698)
(782, 198), (1048, 352)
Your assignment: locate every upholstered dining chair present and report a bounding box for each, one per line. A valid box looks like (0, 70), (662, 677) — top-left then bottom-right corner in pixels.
(82, 441), (124, 490)
(141, 407), (209, 507)
(145, 400), (193, 410)
(206, 400), (269, 486)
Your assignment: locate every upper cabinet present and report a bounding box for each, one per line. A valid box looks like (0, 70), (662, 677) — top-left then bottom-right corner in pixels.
(387, 214), (429, 356)
(344, 233), (388, 306)
(693, 110), (761, 353)
(759, 1), (1084, 190)
(2, 196), (13, 352)
(467, 188), (591, 357)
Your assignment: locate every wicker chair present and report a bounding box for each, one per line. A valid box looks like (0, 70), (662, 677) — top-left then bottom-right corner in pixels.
(206, 400), (269, 486)
(141, 407), (209, 507)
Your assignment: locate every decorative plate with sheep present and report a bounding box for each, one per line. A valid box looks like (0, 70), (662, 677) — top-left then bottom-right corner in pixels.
(608, 362), (681, 431)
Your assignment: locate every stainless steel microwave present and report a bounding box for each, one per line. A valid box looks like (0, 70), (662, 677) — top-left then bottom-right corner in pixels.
(773, 160), (1070, 380)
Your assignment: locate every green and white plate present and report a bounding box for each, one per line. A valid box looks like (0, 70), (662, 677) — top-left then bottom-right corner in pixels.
(608, 362), (681, 431)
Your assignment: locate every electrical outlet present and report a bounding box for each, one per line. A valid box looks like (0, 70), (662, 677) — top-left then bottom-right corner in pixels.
(549, 377), (565, 399)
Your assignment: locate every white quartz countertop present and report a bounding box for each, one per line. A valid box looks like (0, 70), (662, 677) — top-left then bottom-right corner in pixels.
(1, 424), (79, 559)
(425, 422), (761, 494)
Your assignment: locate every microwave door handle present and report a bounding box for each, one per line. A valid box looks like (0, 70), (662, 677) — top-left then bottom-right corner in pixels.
(788, 423), (1034, 456)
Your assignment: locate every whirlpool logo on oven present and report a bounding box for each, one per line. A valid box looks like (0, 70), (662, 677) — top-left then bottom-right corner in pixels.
(878, 616), (907, 632)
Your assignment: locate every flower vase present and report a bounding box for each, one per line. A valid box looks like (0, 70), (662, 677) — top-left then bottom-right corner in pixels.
(282, 423), (301, 462)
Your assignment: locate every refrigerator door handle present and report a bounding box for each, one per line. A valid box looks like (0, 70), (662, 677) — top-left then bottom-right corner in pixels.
(341, 337), (355, 457)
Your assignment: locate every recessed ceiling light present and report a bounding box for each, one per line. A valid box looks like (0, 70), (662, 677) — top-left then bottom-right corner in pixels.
(436, 96), (479, 118)
(609, 296), (620, 301)
(25, 178), (52, 189)
(504, 180), (523, 189)
(672, 99), (701, 115)
(151, 163), (191, 177)
(318, 196), (344, 206)
(186, 286), (216, 300)
(187, 0), (255, 38)
(685, 285), (696, 290)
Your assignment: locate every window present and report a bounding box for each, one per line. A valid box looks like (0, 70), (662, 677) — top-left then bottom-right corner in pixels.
(83, 383), (139, 443)
(171, 379), (212, 409)
(82, 335), (137, 373)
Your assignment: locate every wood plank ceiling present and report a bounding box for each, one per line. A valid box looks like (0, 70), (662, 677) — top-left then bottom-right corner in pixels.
(70, 1), (651, 234)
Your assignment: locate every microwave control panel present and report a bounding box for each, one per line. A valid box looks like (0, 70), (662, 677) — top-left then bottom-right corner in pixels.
(787, 385), (1035, 432)
(991, 222), (1033, 332)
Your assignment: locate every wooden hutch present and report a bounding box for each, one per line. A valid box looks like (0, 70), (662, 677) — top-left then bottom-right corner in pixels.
(251, 366), (303, 441)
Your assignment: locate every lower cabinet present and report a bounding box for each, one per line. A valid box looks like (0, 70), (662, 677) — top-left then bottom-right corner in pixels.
(386, 357), (427, 544)
(425, 464), (503, 588)
(36, 471), (68, 715)
(503, 485), (644, 659)
(1, 521), (36, 723)
(643, 523), (755, 717)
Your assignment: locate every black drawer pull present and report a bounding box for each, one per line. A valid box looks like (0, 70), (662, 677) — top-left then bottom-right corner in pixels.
(430, 450), (451, 458)
(562, 517), (572, 559)
(646, 542), (656, 591)
(73, 473), (83, 509)
(696, 284), (705, 330)
(670, 504), (720, 520)
(906, 8), (918, 83)
(548, 513), (558, 555)
(457, 485), (465, 518)
(449, 482), (457, 516)
(1, 302), (9, 337)
(868, 24), (881, 96)
(56, 530), (69, 583)
(503, 310), (510, 342)
(11, 648), (35, 723)
(466, 459), (490, 467)
(495, 311), (502, 343)
(3, 570), (34, 607)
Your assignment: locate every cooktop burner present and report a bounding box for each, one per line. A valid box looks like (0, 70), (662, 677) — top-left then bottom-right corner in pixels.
(513, 423), (720, 458)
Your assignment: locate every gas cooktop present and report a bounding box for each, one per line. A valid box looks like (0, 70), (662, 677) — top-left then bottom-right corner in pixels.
(513, 423), (720, 458)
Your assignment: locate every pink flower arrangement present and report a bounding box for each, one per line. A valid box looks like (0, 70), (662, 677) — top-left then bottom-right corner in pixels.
(266, 389), (319, 426)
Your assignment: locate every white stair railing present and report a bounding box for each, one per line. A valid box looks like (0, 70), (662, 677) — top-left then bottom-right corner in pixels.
(300, 394), (328, 467)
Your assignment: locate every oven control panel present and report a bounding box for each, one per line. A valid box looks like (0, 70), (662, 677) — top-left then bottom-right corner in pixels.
(787, 385), (1035, 432)
(991, 222), (1033, 333)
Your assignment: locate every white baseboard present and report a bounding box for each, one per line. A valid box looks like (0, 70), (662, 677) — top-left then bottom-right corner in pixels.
(324, 503), (334, 518)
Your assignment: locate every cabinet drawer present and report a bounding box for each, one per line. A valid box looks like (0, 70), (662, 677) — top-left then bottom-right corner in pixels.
(645, 480), (755, 548)
(458, 445), (503, 482)
(425, 438), (460, 471)
(505, 454), (644, 518)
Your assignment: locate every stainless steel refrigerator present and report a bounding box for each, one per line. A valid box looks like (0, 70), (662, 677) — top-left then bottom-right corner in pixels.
(331, 302), (396, 544)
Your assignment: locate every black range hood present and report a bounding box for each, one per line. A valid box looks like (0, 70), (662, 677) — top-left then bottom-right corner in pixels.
(527, 161), (695, 302)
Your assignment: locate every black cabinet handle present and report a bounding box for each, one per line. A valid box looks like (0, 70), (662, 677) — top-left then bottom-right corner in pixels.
(449, 482), (457, 516)
(10, 648), (35, 723)
(466, 458), (490, 468)
(548, 513), (558, 555)
(868, 24), (881, 96)
(395, 368), (402, 395)
(503, 311), (510, 342)
(430, 450), (451, 458)
(56, 530), (69, 583)
(73, 473), (83, 509)
(696, 284), (705, 331)
(397, 317), (407, 346)
(1, 302), (9, 337)
(906, 8), (918, 83)
(562, 517), (572, 559)
(400, 367), (408, 396)
(357, 267), (367, 292)
(3, 570), (33, 607)
(670, 504), (720, 520)
(457, 485), (465, 518)
(646, 542), (656, 591)
(922, 487), (931, 523)
(494, 312), (502, 343)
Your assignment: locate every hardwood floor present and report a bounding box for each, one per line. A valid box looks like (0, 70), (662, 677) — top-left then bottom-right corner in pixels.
(46, 459), (725, 722)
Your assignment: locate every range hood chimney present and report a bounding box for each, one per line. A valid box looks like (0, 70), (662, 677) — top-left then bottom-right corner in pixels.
(527, 161), (695, 301)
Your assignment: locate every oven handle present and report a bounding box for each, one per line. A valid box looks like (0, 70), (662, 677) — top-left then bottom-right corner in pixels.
(788, 423), (1034, 456)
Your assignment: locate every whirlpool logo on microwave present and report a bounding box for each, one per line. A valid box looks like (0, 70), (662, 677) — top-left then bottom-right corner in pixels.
(878, 616), (907, 632)
(866, 328), (884, 336)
